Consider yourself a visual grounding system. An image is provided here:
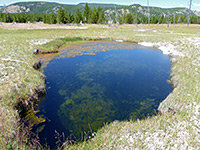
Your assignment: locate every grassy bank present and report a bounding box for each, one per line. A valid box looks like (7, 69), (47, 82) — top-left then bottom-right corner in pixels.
(0, 23), (200, 149)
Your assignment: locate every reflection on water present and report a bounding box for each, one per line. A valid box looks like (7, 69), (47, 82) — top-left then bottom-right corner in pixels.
(34, 42), (172, 148)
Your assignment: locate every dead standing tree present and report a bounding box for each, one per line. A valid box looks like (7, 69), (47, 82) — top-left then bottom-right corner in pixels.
(167, 11), (170, 27)
(115, 6), (119, 25)
(188, 0), (192, 26)
(135, 13), (138, 25)
(147, 0), (150, 25)
(173, 13), (176, 25)
(108, 14), (113, 27)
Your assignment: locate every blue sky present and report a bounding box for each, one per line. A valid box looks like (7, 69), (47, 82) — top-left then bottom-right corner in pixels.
(1, 0), (200, 11)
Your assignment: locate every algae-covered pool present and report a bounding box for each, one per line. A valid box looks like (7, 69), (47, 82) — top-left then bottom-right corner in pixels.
(34, 41), (172, 148)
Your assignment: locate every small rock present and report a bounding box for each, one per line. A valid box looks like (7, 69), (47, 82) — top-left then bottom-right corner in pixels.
(33, 49), (39, 54)
(33, 61), (41, 70)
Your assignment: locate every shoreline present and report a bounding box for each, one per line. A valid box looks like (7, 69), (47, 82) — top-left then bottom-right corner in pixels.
(3, 39), (183, 147)
(0, 24), (200, 149)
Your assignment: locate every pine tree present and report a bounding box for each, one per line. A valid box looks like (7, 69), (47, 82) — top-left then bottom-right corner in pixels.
(67, 12), (74, 23)
(56, 7), (62, 24)
(88, 8), (93, 23)
(180, 16), (186, 23)
(158, 15), (164, 24)
(75, 9), (82, 24)
(122, 14), (126, 24)
(126, 13), (132, 24)
(49, 14), (55, 24)
(43, 14), (47, 23)
(91, 7), (98, 24)
(141, 16), (148, 24)
(97, 6), (103, 20)
(162, 16), (168, 24)
(97, 6), (104, 24)
(83, 3), (90, 23)
(113, 17), (116, 24)
(132, 12), (137, 24)
(56, 7), (66, 24)
(30, 14), (35, 23)
(118, 16), (123, 24)
(62, 8), (67, 24)
(151, 16), (158, 24)
(0, 14), (2, 22)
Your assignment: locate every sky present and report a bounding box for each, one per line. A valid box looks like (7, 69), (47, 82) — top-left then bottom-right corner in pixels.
(1, 0), (200, 11)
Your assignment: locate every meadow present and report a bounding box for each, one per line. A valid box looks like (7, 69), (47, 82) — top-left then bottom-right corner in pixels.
(0, 23), (200, 149)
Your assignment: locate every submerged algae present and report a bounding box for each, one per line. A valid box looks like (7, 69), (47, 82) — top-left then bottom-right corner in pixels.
(25, 109), (46, 130)
(58, 83), (114, 137)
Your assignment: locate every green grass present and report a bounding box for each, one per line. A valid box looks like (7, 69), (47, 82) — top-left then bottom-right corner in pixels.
(39, 37), (84, 52)
(0, 24), (200, 149)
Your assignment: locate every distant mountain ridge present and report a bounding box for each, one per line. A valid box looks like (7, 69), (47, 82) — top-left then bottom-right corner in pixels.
(0, 1), (199, 17)
(0, 2), (83, 14)
(105, 4), (198, 17)
(78, 3), (126, 8)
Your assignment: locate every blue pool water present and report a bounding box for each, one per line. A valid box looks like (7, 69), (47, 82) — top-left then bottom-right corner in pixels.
(34, 42), (172, 148)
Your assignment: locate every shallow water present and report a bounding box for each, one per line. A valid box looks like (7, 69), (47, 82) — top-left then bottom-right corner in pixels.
(34, 42), (172, 148)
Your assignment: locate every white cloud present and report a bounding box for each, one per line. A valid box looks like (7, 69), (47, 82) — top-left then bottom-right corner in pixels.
(194, 3), (200, 7)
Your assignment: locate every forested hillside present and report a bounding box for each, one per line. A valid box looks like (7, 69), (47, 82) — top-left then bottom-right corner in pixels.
(0, 2), (200, 25)
(0, 2), (199, 17)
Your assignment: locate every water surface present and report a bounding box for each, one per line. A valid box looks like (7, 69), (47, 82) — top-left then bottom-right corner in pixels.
(34, 42), (172, 148)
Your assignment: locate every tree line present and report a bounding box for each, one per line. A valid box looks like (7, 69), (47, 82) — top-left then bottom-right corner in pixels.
(0, 3), (200, 25)
(56, 4), (105, 24)
(0, 3), (105, 24)
(116, 13), (200, 25)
